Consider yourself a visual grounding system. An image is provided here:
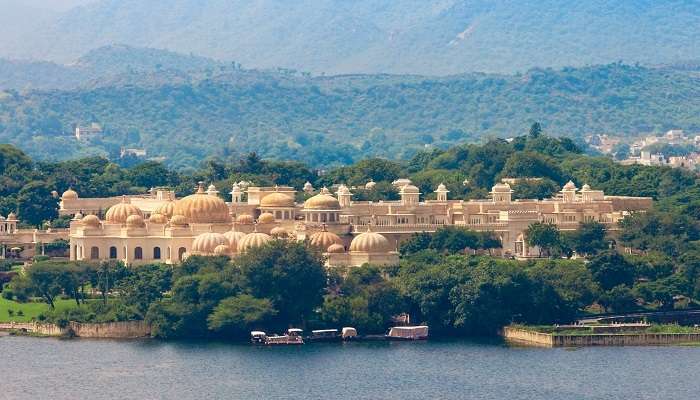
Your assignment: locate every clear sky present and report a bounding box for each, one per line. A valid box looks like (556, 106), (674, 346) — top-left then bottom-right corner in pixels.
(2, 0), (95, 11)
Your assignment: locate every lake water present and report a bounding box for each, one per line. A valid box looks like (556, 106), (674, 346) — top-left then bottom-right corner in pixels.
(2, 335), (700, 400)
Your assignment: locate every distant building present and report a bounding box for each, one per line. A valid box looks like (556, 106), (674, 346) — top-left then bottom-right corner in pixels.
(120, 148), (147, 158)
(74, 123), (103, 141)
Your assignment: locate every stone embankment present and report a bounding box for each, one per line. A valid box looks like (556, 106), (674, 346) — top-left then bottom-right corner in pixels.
(0, 321), (150, 338)
(502, 326), (700, 347)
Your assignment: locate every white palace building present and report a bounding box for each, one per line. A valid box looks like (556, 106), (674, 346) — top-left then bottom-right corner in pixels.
(62, 179), (652, 267)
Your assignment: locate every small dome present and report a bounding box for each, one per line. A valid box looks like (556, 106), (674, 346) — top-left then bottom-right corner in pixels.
(192, 232), (229, 255)
(581, 184), (591, 191)
(365, 180), (376, 190)
(224, 230), (247, 249)
(82, 214), (100, 228)
(155, 200), (176, 218)
(350, 231), (392, 253)
(260, 192), (295, 208)
(563, 180), (577, 190)
(491, 183), (512, 193)
(304, 191), (340, 210)
(326, 243), (345, 253)
(62, 188), (78, 199)
(149, 213), (168, 224)
(436, 183), (448, 192)
(214, 244), (231, 256)
(400, 185), (420, 194)
(105, 197), (143, 224)
(337, 184), (351, 195)
(238, 231), (272, 252)
(303, 181), (314, 192)
(173, 185), (230, 223)
(7, 212), (17, 220)
(126, 214), (145, 228)
(309, 228), (343, 250)
(206, 184), (219, 196)
(170, 215), (189, 227)
(392, 178), (412, 188)
(236, 214), (255, 224)
(270, 226), (289, 238)
(258, 212), (275, 224)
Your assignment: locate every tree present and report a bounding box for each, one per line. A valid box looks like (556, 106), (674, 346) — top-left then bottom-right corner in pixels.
(118, 264), (172, 314)
(568, 221), (607, 256)
(207, 294), (277, 337)
(528, 122), (542, 139)
(25, 262), (65, 309)
(16, 181), (58, 226)
(238, 240), (326, 326)
(599, 285), (637, 313)
(525, 222), (561, 257)
(587, 251), (636, 291)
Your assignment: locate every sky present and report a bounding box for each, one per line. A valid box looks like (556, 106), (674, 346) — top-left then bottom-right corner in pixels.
(1, 0), (95, 11)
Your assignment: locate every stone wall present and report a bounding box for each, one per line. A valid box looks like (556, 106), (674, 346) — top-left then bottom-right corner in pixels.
(0, 321), (150, 338)
(502, 326), (700, 347)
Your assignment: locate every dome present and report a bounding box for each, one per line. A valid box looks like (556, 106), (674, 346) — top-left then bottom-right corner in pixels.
(81, 214), (100, 228)
(192, 232), (229, 255)
(236, 214), (255, 224)
(581, 184), (591, 191)
(270, 226), (289, 238)
(326, 243), (345, 254)
(258, 212), (275, 224)
(224, 230), (246, 249)
(365, 180), (376, 190)
(149, 213), (168, 224)
(309, 228), (343, 250)
(214, 244), (231, 256)
(7, 212), (17, 220)
(170, 215), (189, 227)
(173, 185), (230, 223)
(260, 192), (295, 208)
(400, 184), (420, 194)
(238, 231), (272, 252)
(62, 188), (78, 199)
(436, 183), (448, 192)
(563, 180), (577, 190)
(337, 184), (350, 195)
(155, 200), (176, 218)
(304, 192), (340, 210)
(350, 231), (392, 253)
(126, 214), (145, 228)
(105, 197), (143, 224)
(491, 183), (512, 193)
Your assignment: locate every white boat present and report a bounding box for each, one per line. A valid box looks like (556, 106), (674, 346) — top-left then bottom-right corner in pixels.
(264, 328), (304, 345)
(341, 327), (358, 341)
(386, 326), (429, 340)
(310, 329), (340, 341)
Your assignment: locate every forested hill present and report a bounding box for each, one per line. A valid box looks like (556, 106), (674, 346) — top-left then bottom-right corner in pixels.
(1, 62), (700, 169)
(1, 0), (700, 75)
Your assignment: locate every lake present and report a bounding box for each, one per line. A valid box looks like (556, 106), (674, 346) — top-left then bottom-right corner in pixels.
(2, 335), (699, 399)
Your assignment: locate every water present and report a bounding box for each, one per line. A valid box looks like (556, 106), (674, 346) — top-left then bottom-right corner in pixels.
(2, 335), (700, 400)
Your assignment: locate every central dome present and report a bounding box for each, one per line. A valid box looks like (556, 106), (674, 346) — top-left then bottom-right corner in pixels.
(173, 185), (230, 223)
(309, 228), (343, 250)
(155, 200), (176, 218)
(238, 231), (272, 252)
(260, 192), (294, 208)
(304, 190), (340, 210)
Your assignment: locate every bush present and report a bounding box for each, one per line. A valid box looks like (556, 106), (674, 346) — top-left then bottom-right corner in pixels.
(2, 289), (13, 300)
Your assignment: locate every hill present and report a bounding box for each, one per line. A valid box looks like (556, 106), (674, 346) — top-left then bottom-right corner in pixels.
(1, 62), (699, 169)
(1, 0), (699, 75)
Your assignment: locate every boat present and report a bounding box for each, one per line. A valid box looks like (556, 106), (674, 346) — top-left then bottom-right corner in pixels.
(250, 331), (267, 344)
(264, 328), (304, 345)
(386, 325), (429, 340)
(341, 327), (358, 341)
(309, 329), (340, 342)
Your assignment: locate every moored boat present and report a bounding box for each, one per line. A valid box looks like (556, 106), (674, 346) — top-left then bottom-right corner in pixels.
(386, 325), (429, 340)
(309, 329), (340, 342)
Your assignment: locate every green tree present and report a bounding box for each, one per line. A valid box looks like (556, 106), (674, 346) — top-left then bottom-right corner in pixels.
(529, 122), (542, 139)
(16, 181), (58, 226)
(587, 251), (636, 291)
(207, 294), (277, 337)
(525, 222), (561, 257)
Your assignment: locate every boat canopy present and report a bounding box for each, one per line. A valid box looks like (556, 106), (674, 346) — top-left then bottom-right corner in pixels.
(312, 329), (338, 334)
(250, 331), (266, 337)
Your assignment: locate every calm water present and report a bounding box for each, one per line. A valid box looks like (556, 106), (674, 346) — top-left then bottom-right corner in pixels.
(2, 335), (700, 400)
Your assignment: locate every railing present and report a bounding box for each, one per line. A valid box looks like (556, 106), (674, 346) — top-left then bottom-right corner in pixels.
(350, 223), (448, 233)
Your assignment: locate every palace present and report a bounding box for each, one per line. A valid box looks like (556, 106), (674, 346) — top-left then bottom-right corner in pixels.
(63, 179), (652, 267)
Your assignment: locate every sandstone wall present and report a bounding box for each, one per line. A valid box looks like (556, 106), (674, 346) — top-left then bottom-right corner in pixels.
(0, 321), (150, 338)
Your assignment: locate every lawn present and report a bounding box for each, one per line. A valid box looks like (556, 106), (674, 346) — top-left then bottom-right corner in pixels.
(0, 297), (81, 323)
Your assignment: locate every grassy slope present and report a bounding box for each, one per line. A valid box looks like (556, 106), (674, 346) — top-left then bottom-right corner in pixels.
(0, 297), (81, 323)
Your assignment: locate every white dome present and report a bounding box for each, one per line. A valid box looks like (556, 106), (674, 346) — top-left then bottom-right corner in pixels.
(149, 213), (168, 224)
(236, 214), (255, 224)
(224, 230), (246, 249)
(258, 212), (275, 224)
(170, 215), (189, 227)
(173, 185), (230, 223)
(125, 214), (145, 228)
(81, 214), (100, 228)
(238, 232), (272, 252)
(105, 197), (143, 224)
(365, 180), (377, 190)
(326, 243), (346, 253)
(62, 188), (78, 199)
(214, 244), (231, 256)
(349, 231), (392, 253)
(192, 232), (229, 255)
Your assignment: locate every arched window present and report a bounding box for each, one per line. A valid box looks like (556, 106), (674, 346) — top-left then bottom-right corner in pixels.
(134, 247), (143, 260)
(178, 247), (187, 261)
(153, 247), (161, 260)
(109, 246), (118, 259)
(90, 246), (99, 260)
